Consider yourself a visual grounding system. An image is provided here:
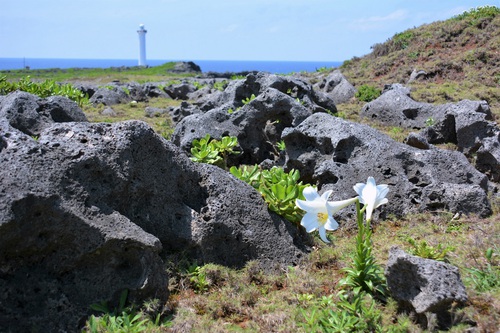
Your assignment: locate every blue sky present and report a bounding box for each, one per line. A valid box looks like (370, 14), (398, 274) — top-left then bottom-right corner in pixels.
(1, 0), (498, 62)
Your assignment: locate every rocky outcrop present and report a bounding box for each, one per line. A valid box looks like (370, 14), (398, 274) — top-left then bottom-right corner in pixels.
(142, 82), (171, 99)
(124, 81), (149, 102)
(385, 247), (468, 329)
(164, 82), (197, 100)
(166, 61), (202, 73)
(89, 86), (131, 106)
(282, 112), (491, 220)
(361, 85), (492, 130)
(360, 84), (500, 184)
(168, 101), (202, 123)
(170, 72), (347, 167)
(417, 99), (494, 151)
(408, 98), (500, 182)
(196, 72), (337, 114)
(314, 70), (356, 104)
(0, 119), (168, 332)
(0, 91), (309, 332)
(0, 91), (88, 136)
(144, 106), (168, 118)
(172, 87), (312, 166)
(476, 134), (500, 182)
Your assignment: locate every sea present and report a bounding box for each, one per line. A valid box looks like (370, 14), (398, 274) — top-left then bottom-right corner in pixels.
(0, 58), (343, 74)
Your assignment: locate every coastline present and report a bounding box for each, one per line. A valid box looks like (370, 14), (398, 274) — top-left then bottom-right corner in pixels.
(0, 58), (343, 74)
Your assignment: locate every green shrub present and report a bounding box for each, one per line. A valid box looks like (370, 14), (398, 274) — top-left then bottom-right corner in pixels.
(355, 84), (381, 102)
(230, 164), (261, 188)
(0, 75), (89, 107)
(192, 81), (205, 90)
(230, 165), (309, 224)
(186, 263), (210, 293)
(316, 66), (332, 73)
(259, 167), (308, 223)
(242, 93), (256, 105)
(425, 117), (436, 127)
(406, 237), (455, 262)
(231, 75), (246, 80)
(452, 5), (500, 22)
(299, 292), (382, 333)
(393, 31), (414, 50)
(121, 87), (130, 95)
(84, 290), (171, 332)
(277, 140), (286, 151)
(189, 134), (240, 169)
(213, 80), (227, 91)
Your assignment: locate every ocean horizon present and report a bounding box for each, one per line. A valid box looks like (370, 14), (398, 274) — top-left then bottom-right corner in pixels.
(0, 58), (343, 74)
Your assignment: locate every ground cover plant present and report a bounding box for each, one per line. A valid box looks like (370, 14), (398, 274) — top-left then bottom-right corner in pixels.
(230, 164), (309, 224)
(0, 75), (89, 107)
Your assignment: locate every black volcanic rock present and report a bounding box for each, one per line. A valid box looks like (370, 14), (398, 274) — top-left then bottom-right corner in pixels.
(282, 112), (491, 220)
(166, 61), (202, 73)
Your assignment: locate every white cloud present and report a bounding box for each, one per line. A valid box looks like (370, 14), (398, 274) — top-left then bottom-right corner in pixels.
(347, 9), (409, 32)
(220, 24), (239, 33)
(354, 9), (409, 24)
(267, 25), (281, 33)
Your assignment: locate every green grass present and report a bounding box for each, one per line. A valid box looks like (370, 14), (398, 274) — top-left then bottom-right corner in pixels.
(82, 202), (500, 332)
(0, 62), (197, 83)
(91, 211), (498, 332)
(83, 97), (180, 140)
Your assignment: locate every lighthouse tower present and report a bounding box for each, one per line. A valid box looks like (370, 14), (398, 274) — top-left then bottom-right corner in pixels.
(137, 24), (147, 66)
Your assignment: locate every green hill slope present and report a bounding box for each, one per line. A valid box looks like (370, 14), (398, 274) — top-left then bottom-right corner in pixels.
(339, 5), (500, 115)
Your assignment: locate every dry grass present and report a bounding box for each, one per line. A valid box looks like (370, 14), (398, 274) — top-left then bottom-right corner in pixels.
(83, 97), (181, 140)
(151, 206), (500, 332)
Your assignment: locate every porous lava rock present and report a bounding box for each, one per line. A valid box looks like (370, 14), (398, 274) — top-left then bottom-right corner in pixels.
(0, 90), (88, 136)
(0, 92), (309, 331)
(313, 70), (356, 104)
(385, 247), (468, 329)
(282, 112), (491, 221)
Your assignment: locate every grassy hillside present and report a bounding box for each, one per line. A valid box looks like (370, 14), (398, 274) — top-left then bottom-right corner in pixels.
(338, 5), (500, 118)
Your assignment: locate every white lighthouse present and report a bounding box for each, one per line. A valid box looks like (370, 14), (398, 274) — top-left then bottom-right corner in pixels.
(137, 24), (147, 66)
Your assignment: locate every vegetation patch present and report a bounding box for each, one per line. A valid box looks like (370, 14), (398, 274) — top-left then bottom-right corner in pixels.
(0, 75), (89, 107)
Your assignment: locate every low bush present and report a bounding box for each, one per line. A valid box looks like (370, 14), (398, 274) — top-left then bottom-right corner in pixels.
(230, 165), (309, 224)
(0, 75), (89, 107)
(355, 84), (381, 102)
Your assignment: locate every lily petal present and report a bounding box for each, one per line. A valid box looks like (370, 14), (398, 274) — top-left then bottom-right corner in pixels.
(326, 197), (358, 215)
(300, 212), (320, 232)
(324, 217), (339, 231)
(353, 183), (366, 203)
(295, 199), (325, 211)
(320, 190), (333, 201)
(355, 177), (389, 222)
(296, 186), (357, 243)
(318, 227), (330, 243)
(302, 186), (320, 201)
(376, 185), (389, 205)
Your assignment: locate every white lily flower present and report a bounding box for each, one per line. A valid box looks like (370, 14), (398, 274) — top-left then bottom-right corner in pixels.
(296, 187), (357, 243)
(353, 177), (389, 222)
